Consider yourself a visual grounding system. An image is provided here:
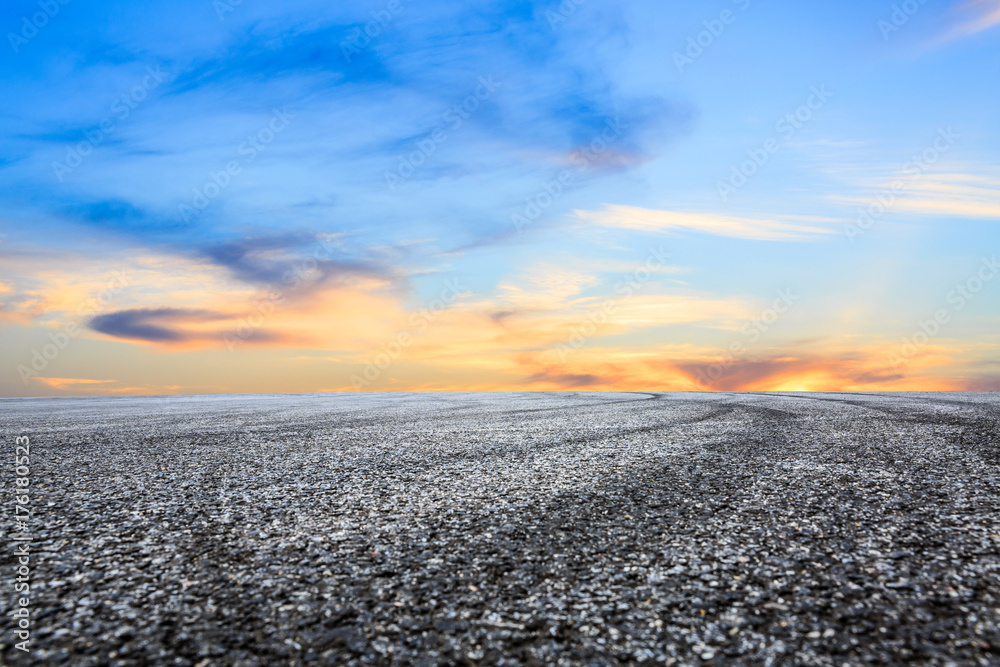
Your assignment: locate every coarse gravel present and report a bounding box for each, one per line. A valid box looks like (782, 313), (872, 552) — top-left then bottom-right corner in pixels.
(1, 391), (999, 665)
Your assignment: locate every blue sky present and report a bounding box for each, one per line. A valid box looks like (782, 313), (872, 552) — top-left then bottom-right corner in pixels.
(1, 0), (998, 395)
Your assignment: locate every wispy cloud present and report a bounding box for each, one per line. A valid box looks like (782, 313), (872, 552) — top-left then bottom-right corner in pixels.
(939, 0), (1000, 41)
(201, 232), (404, 295)
(0, 283), (47, 323)
(576, 205), (837, 241)
(834, 173), (1000, 219)
(878, 174), (1000, 218)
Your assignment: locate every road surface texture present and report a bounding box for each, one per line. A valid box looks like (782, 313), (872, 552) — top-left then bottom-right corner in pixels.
(2, 391), (999, 665)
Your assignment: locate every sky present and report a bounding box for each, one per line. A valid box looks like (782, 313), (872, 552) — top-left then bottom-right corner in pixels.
(1, 0), (999, 396)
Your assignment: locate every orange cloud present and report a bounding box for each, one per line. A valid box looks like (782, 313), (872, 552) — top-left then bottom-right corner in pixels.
(432, 340), (976, 393)
(29, 377), (188, 395)
(31, 377), (115, 390)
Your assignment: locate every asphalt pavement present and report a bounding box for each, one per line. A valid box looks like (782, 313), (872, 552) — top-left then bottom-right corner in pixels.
(2, 391), (999, 665)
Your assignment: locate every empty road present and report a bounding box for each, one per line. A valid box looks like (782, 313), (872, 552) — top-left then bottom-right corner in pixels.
(2, 392), (999, 665)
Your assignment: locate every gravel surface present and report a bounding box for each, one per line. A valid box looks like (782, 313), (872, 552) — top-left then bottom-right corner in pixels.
(2, 391), (1000, 665)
